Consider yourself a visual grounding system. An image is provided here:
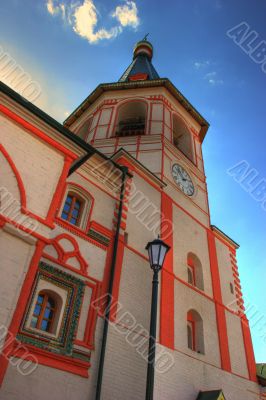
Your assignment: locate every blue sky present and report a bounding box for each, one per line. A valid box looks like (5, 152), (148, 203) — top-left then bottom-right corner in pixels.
(0, 0), (265, 362)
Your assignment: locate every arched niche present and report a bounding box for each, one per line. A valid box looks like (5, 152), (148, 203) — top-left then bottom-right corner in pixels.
(115, 101), (147, 137)
(173, 115), (194, 162)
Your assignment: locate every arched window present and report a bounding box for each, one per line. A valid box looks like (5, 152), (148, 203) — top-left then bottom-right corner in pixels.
(60, 184), (93, 230)
(76, 116), (93, 141)
(115, 101), (147, 137)
(61, 192), (84, 226)
(172, 115), (194, 162)
(187, 310), (205, 354)
(187, 253), (204, 291)
(30, 291), (58, 333)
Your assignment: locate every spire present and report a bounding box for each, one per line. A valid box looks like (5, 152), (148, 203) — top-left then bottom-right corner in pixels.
(119, 36), (160, 82)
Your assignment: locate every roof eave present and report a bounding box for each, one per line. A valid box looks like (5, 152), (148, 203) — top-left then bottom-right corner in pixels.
(211, 225), (240, 249)
(0, 82), (129, 176)
(64, 79), (210, 142)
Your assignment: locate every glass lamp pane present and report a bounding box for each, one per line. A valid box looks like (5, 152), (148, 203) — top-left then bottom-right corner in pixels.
(158, 246), (168, 267)
(147, 246), (153, 266)
(151, 243), (160, 266)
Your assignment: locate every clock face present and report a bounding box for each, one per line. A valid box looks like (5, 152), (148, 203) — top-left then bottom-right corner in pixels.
(172, 164), (195, 196)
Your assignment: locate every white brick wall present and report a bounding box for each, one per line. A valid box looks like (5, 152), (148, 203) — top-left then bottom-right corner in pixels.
(226, 310), (249, 378)
(0, 230), (35, 331)
(0, 116), (65, 219)
(172, 206), (213, 297)
(154, 345), (259, 400)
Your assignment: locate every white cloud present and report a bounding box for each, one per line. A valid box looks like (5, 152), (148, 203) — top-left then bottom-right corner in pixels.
(194, 60), (210, 69)
(204, 71), (224, 86)
(193, 61), (224, 86)
(112, 1), (139, 28)
(47, 0), (61, 15)
(46, 0), (139, 44)
(73, 0), (121, 43)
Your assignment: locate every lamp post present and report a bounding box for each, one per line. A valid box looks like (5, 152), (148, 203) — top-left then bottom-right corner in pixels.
(145, 238), (170, 400)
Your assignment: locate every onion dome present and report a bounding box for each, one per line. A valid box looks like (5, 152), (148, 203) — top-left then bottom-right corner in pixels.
(119, 36), (160, 82)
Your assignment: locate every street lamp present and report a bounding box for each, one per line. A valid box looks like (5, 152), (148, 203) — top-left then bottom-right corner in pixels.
(145, 238), (170, 400)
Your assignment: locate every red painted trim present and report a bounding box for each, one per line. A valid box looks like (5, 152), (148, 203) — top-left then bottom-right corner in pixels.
(46, 156), (72, 225)
(91, 109), (102, 144)
(0, 144), (26, 208)
(88, 220), (112, 239)
(43, 233), (89, 274)
(0, 105), (77, 159)
(106, 106), (115, 138)
(125, 244), (149, 262)
(0, 213), (49, 242)
(207, 230), (231, 372)
(55, 218), (107, 250)
(241, 316), (257, 381)
(129, 73), (148, 81)
(0, 240), (45, 386)
(0, 144), (55, 228)
(110, 235), (125, 321)
(10, 344), (90, 378)
(160, 192), (174, 349)
(134, 45), (152, 58)
(83, 281), (101, 348)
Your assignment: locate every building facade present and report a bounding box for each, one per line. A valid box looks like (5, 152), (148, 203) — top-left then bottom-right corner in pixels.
(0, 39), (264, 400)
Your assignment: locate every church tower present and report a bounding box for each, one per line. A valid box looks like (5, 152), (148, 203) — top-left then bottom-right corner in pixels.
(0, 39), (262, 400)
(63, 39), (259, 399)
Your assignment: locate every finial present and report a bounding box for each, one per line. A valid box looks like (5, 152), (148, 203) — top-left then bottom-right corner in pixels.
(143, 33), (149, 41)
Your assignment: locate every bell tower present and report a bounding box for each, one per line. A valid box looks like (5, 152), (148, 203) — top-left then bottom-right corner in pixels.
(65, 37), (210, 224)
(63, 39), (258, 399)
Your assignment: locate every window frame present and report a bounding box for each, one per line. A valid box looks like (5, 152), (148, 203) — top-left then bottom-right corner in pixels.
(61, 192), (84, 226)
(187, 253), (204, 291)
(58, 183), (94, 232)
(20, 261), (85, 351)
(187, 310), (205, 354)
(30, 291), (56, 333)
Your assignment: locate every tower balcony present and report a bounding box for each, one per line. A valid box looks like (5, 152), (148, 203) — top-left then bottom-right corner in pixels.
(115, 117), (145, 137)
